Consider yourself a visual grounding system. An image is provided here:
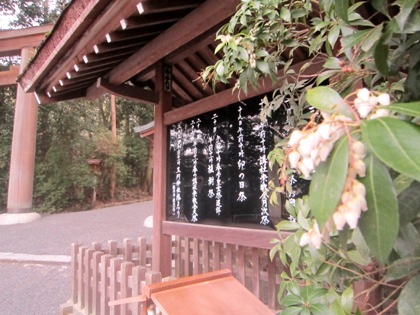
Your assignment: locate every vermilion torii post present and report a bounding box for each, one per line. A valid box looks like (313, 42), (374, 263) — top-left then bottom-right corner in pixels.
(0, 47), (40, 224)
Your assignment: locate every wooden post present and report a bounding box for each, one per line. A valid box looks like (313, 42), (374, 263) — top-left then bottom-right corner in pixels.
(110, 94), (117, 201)
(151, 61), (172, 276)
(0, 47), (40, 224)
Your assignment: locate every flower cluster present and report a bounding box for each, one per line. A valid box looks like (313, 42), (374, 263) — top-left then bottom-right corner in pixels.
(354, 88), (391, 119)
(290, 88), (391, 249)
(333, 179), (367, 230)
(287, 115), (350, 179)
(299, 221), (322, 249)
(333, 141), (367, 230)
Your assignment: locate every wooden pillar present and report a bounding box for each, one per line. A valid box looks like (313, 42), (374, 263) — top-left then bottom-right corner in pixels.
(0, 47), (40, 224)
(151, 62), (172, 276)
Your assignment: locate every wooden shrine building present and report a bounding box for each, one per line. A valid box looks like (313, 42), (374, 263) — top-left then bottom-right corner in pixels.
(16, 0), (324, 312)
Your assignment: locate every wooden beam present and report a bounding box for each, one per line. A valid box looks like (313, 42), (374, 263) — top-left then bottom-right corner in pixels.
(107, 0), (240, 85)
(106, 28), (162, 43)
(137, 0), (201, 15)
(49, 83), (91, 96)
(83, 49), (135, 64)
(93, 40), (146, 54)
(152, 62), (173, 276)
(74, 59), (121, 72)
(120, 14), (180, 30)
(172, 66), (204, 100)
(164, 23), (224, 65)
(176, 59), (213, 95)
(65, 67), (110, 80)
(163, 221), (278, 250)
(0, 66), (20, 87)
(0, 24), (53, 57)
(93, 77), (159, 105)
(164, 57), (325, 125)
(35, 89), (87, 105)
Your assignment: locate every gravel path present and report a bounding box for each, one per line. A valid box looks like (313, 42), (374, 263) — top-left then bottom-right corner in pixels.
(0, 201), (154, 315)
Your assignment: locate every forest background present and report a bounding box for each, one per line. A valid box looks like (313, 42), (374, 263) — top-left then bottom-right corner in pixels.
(0, 0), (154, 213)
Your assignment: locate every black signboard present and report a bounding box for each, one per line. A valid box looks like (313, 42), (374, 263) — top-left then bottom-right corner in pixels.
(167, 98), (285, 229)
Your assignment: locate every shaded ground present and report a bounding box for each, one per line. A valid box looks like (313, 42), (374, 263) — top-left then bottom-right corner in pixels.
(0, 200), (154, 315)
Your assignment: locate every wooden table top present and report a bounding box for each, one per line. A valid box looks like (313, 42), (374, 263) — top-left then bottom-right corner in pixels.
(148, 270), (275, 315)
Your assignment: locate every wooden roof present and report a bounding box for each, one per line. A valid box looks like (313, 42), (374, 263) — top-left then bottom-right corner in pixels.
(17, 0), (318, 122)
(18, 0), (241, 107)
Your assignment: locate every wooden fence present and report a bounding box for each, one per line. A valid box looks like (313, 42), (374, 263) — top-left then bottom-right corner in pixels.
(59, 236), (283, 314)
(172, 236), (283, 310)
(59, 237), (161, 315)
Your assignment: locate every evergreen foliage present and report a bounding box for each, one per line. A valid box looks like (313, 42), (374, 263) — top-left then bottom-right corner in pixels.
(204, 0), (420, 313)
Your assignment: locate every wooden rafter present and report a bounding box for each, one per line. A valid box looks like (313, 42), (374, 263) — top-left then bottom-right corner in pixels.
(106, 0), (240, 86)
(21, 0), (141, 93)
(120, 12), (182, 30)
(137, 0), (203, 14)
(90, 77), (159, 105)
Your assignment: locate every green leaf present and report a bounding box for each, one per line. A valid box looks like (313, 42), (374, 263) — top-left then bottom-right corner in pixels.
(394, 0), (418, 32)
(309, 303), (329, 315)
(341, 287), (354, 313)
(361, 25), (383, 53)
(341, 30), (370, 51)
(386, 101), (420, 117)
(386, 257), (420, 281)
(276, 220), (300, 231)
(347, 250), (370, 266)
(372, 0), (389, 16)
(281, 306), (303, 315)
(330, 300), (346, 315)
(394, 174), (414, 195)
(324, 57), (341, 69)
(256, 60), (270, 74)
(282, 294), (302, 306)
(215, 61), (225, 77)
(306, 87), (353, 118)
(398, 274), (420, 315)
(374, 42), (389, 76)
(301, 286), (327, 302)
(309, 136), (349, 229)
(361, 117), (420, 181)
(327, 25), (340, 48)
(335, 0), (349, 22)
(359, 155), (399, 264)
(280, 7), (291, 22)
(394, 223), (420, 258)
(398, 180), (420, 225)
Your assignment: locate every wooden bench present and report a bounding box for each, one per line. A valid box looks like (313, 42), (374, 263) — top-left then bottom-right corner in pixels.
(110, 269), (275, 314)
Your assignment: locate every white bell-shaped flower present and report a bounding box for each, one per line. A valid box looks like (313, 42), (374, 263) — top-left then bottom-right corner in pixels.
(357, 88), (370, 102)
(288, 150), (300, 169)
(377, 93), (390, 106)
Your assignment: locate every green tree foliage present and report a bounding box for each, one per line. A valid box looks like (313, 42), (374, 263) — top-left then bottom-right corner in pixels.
(204, 0), (420, 313)
(33, 96), (153, 212)
(0, 0), (69, 28)
(34, 100), (97, 212)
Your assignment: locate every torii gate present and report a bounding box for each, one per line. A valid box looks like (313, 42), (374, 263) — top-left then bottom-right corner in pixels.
(0, 25), (53, 225)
